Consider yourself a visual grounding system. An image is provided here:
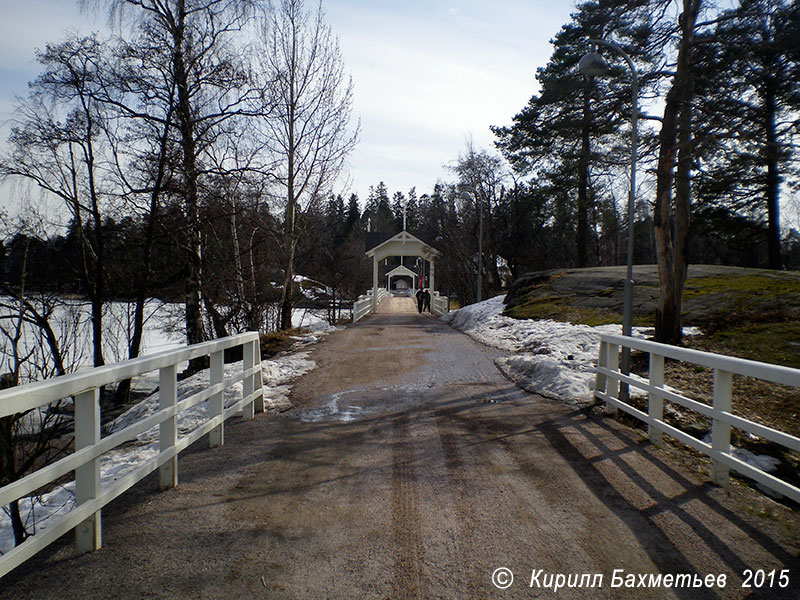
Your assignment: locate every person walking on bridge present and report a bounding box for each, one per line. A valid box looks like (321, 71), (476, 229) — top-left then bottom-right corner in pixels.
(415, 288), (424, 313)
(423, 289), (431, 313)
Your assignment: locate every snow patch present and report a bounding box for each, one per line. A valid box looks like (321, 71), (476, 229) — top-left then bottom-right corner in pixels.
(442, 295), (651, 404)
(442, 296), (702, 405)
(732, 449), (788, 501)
(496, 354), (596, 404)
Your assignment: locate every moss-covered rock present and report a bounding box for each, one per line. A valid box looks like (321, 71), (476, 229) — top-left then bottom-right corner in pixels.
(502, 264), (800, 366)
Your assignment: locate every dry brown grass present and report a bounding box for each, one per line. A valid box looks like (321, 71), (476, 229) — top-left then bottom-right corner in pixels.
(623, 347), (800, 506)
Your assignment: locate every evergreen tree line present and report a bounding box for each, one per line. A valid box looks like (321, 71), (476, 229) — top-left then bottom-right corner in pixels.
(2, 0), (800, 363)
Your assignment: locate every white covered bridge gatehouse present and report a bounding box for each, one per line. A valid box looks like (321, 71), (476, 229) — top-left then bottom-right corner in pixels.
(352, 228), (449, 321)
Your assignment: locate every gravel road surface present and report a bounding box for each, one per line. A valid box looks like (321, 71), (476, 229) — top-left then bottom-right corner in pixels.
(2, 311), (798, 599)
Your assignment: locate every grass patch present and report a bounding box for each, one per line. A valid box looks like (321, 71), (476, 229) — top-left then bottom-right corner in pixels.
(505, 295), (654, 327)
(693, 321), (800, 369)
(259, 329), (307, 358)
(506, 295), (621, 326)
(684, 273), (800, 298)
(684, 273), (800, 334)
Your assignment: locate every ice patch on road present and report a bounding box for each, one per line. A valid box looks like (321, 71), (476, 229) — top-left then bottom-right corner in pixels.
(298, 390), (366, 423)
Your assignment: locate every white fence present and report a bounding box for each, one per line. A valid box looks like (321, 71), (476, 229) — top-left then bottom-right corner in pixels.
(0, 332), (263, 578)
(352, 288), (448, 322)
(595, 334), (800, 503)
(431, 291), (449, 317)
(352, 288), (390, 322)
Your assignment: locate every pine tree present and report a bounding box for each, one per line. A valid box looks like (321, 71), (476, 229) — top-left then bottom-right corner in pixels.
(392, 191), (406, 230)
(364, 182), (395, 232)
(345, 193), (361, 232)
(493, 0), (656, 269)
(406, 187), (420, 230)
(694, 0), (800, 270)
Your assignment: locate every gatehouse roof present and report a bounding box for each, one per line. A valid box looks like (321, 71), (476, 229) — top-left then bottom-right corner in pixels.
(365, 229), (440, 260)
(385, 265), (418, 278)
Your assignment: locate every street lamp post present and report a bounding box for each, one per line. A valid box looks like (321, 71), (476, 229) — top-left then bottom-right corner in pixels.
(579, 39), (639, 401)
(460, 190), (482, 303)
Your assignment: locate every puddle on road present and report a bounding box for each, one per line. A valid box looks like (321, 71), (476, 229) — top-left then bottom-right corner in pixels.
(296, 384), (433, 423)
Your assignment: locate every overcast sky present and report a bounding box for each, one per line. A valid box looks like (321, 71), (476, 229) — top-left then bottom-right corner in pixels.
(0, 0), (577, 212)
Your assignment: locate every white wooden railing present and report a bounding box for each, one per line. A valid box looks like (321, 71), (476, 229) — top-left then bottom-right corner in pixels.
(352, 287), (389, 322)
(352, 288), (447, 321)
(0, 332), (263, 578)
(431, 291), (449, 317)
(595, 334), (800, 503)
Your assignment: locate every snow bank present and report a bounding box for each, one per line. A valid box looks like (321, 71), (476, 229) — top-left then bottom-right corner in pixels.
(442, 295), (643, 403)
(292, 308), (339, 332)
(496, 355), (597, 404)
(441, 296), (706, 403)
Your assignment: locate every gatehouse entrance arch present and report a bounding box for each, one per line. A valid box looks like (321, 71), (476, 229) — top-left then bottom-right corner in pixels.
(385, 265), (418, 293)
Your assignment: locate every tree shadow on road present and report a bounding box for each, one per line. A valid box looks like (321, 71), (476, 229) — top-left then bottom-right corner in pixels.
(442, 390), (800, 600)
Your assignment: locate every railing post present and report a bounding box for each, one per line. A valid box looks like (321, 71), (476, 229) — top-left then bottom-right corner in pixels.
(209, 350), (224, 448)
(75, 388), (101, 553)
(252, 338), (264, 414)
(648, 353), (664, 446)
(595, 340), (608, 399)
(242, 340), (255, 420)
(710, 369), (733, 487)
(606, 343), (619, 415)
(159, 363), (178, 490)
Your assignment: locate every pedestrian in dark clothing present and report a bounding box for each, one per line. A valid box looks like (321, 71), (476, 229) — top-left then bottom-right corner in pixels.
(423, 289), (431, 313)
(415, 288), (424, 313)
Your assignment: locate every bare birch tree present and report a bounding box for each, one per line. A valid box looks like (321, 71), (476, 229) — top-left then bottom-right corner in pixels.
(258, 0), (359, 330)
(104, 0), (262, 353)
(1, 36), (110, 369)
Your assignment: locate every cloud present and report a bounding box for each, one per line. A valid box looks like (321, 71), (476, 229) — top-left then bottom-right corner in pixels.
(326, 0), (570, 198)
(0, 1), (575, 206)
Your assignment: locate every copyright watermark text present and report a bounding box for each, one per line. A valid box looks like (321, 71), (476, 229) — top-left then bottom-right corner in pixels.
(491, 567), (514, 589)
(490, 567), (791, 592)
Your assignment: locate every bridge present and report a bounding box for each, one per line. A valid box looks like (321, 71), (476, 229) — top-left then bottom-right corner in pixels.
(1, 306), (798, 596)
(353, 228), (450, 322)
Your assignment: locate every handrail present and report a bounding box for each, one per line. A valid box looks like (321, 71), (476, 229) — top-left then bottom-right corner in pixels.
(353, 296), (373, 322)
(0, 332), (260, 417)
(431, 291), (449, 317)
(352, 287), (389, 322)
(599, 333), (800, 387)
(0, 332), (264, 578)
(594, 334), (800, 503)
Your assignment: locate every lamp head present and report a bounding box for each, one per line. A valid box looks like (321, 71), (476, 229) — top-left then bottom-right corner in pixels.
(578, 51), (610, 76)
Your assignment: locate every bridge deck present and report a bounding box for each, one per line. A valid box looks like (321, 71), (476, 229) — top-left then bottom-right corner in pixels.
(2, 314), (797, 598)
(375, 295), (418, 314)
